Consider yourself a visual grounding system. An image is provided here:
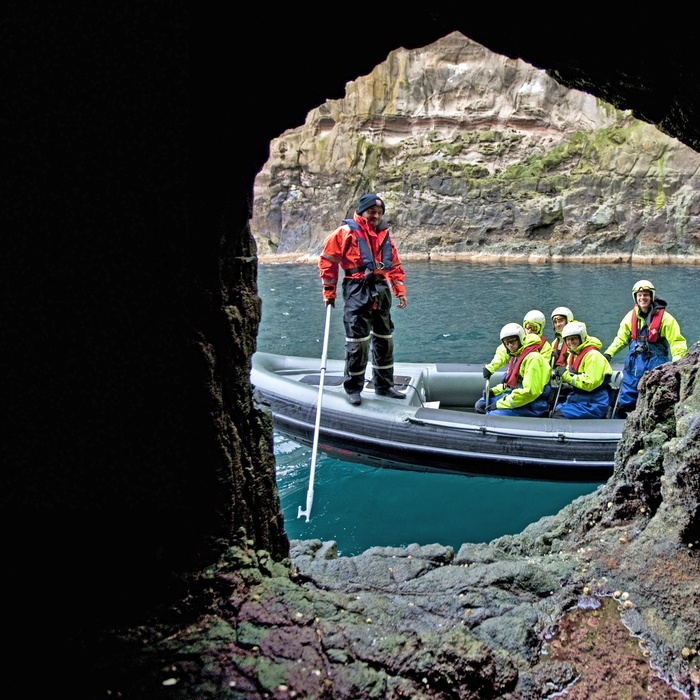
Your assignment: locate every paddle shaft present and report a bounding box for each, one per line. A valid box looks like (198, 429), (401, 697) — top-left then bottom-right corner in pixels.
(298, 302), (333, 522)
(549, 378), (563, 418)
(608, 379), (622, 419)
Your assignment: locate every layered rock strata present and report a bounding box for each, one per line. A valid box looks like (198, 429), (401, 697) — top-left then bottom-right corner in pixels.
(252, 32), (700, 264)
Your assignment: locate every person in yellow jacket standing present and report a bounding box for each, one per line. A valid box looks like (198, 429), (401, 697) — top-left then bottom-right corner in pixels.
(551, 321), (613, 418)
(603, 279), (687, 418)
(476, 323), (551, 416)
(319, 194), (407, 406)
(482, 310), (552, 380)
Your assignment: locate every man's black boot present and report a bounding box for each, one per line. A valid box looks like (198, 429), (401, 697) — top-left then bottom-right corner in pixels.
(376, 387), (405, 399)
(346, 392), (362, 406)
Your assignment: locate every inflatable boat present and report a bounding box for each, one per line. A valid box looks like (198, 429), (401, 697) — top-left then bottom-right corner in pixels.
(251, 351), (625, 481)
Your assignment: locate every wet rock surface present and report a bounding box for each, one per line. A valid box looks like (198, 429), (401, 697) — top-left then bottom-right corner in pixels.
(94, 345), (699, 698)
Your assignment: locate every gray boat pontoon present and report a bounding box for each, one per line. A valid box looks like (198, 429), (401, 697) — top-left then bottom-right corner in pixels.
(252, 351), (624, 482)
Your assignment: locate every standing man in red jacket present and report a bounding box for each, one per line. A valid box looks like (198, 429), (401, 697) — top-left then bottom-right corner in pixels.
(319, 194), (407, 406)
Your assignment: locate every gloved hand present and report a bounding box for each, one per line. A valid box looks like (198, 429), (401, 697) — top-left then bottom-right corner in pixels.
(325, 298), (335, 308)
(482, 367), (492, 379)
(553, 365), (567, 378)
(603, 353), (612, 362)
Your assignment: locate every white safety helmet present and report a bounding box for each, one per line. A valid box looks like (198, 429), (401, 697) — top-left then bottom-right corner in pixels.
(562, 321), (587, 343)
(500, 323), (526, 345)
(632, 279), (655, 302)
(523, 309), (546, 334)
(550, 306), (574, 323)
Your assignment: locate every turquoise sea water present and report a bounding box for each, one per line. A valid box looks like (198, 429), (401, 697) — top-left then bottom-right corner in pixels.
(256, 261), (700, 556)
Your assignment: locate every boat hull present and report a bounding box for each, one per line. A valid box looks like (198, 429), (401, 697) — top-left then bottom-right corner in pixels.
(251, 352), (624, 481)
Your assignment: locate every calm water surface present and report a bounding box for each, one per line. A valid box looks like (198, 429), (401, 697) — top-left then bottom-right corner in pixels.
(257, 261), (700, 555)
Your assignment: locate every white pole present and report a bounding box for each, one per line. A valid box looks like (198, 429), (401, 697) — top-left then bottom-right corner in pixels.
(298, 302), (332, 522)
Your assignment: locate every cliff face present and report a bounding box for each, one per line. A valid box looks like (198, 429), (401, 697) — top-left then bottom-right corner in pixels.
(252, 32), (700, 263)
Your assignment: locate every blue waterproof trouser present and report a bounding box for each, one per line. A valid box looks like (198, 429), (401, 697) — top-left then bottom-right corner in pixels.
(616, 343), (668, 415)
(485, 384), (551, 417)
(555, 384), (610, 419)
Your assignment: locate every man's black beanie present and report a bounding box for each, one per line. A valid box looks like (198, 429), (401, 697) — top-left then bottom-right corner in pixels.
(356, 193), (385, 215)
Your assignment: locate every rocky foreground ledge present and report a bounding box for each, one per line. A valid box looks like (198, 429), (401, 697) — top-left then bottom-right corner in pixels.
(96, 344), (699, 699)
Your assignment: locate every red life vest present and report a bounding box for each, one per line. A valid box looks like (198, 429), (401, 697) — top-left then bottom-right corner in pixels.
(504, 345), (539, 388)
(567, 345), (596, 373)
(630, 305), (665, 343)
(552, 338), (567, 367)
(342, 218), (393, 275)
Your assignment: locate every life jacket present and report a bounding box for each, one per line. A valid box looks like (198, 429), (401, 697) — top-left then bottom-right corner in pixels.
(551, 337), (567, 367)
(567, 345), (596, 373)
(534, 335), (547, 352)
(630, 305), (665, 343)
(342, 219), (393, 275)
(504, 345), (539, 388)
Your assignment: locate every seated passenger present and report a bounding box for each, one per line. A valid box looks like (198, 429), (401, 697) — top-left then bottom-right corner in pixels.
(550, 306), (575, 368)
(482, 309), (552, 380)
(551, 321), (613, 419)
(522, 309), (553, 365)
(476, 323), (551, 417)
